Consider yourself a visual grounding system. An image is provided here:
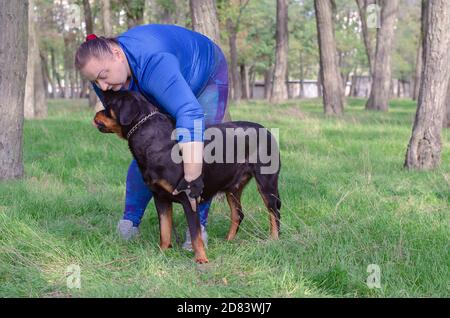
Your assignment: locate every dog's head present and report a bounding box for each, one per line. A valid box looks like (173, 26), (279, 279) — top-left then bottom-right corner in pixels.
(93, 90), (157, 139)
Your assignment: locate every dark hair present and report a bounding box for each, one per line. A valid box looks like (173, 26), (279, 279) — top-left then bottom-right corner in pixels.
(74, 36), (120, 70)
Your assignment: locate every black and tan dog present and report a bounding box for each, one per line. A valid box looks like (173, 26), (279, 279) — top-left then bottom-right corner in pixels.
(94, 90), (281, 263)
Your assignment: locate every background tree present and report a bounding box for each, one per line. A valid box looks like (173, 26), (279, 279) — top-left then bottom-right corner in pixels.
(270, 0), (289, 103)
(404, 0), (450, 170)
(315, 0), (344, 115)
(189, 0), (232, 121)
(0, 0), (29, 180)
(365, 0), (399, 111)
(25, 0), (47, 119)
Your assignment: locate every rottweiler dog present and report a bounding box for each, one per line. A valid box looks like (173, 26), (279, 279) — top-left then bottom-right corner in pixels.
(94, 90), (281, 263)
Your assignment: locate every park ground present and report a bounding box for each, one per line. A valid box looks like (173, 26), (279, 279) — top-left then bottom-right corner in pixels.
(0, 98), (449, 297)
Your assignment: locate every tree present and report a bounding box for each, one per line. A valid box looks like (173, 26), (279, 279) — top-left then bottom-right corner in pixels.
(413, 0), (426, 101)
(190, 0), (232, 121)
(315, 0), (344, 115)
(355, 0), (375, 75)
(444, 79), (450, 128)
(102, 0), (112, 36)
(190, 0), (220, 44)
(365, 0), (399, 111)
(270, 0), (289, 103)
(404, 0), (450, 170)
(24, 0), (47, 119)
(0, 0), (28, 180)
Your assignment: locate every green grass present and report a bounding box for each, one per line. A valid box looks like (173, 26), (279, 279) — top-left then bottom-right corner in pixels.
(0, 97), (449, 297)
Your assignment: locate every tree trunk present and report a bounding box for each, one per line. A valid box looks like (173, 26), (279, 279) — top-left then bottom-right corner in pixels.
(83, 0), (98, 107)
(41, 52), (54, 98)
(240, 64), (250, 100)
(24, 0), (47, 119)
(264, 66), (274, 100)
(24, 0), (36, 119)
(365, 0), (399, 111)
(444, 79), (450, 128)
(50, 47), (63, 98)
(0, 0), (28, 180)
(413, 0), (426, 101)
(270, 0), (289, 103)
(315, 0), (344, 115)
(227, 17), (241, 102)
(355, 0), (375, 75)
(189, 0), (220, 44)
(190, 0), (231, 121)
(404, 0), (450, 170)
(102, 0), (112, 36)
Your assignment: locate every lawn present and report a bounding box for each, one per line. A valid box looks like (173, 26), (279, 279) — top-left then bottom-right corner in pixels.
(0, 97), (448, 297)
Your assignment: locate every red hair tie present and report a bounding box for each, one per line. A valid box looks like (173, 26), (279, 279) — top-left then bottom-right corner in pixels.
(86, 34), (98, 42)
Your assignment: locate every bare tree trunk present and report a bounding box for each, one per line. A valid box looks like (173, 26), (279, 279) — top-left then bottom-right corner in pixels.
(50, 47), (63, 97)
(270, 0), (289, 103)
(41, 52), (54, 98)
(0, 0), (28, 180)
(444, 79), (450, 128)
(24, 0), (36, 119)
(413, 41), (423, 101)
(190, 0), (231, 121)
(227, 17), (241, 102)
(240, 64), (249, 100)
(355, 0), (375, 75)
(24, 0), (47, 119)
(264, 66), (274, 100)
(315, 0), (344, 115)
(189, 0), (220, 44)
(366, 0), (399, 111)
(413, 0), (426, 101)
(102, 0), (112, 36)
(404, 0), (450, 170)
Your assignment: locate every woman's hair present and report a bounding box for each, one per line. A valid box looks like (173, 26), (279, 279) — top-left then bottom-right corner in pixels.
(74, 36), (120, 70)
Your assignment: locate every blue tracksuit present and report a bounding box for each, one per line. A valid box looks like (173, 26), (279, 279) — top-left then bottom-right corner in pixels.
(93, 24), (229, 227)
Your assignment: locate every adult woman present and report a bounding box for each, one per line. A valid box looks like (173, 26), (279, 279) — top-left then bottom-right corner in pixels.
(75, 24), (229, 250)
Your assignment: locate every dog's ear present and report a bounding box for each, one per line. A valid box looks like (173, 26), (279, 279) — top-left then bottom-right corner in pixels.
(118, 98), (140, 126)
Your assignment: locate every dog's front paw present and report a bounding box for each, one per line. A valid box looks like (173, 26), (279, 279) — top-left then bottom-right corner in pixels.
(195, 256), (209, 264)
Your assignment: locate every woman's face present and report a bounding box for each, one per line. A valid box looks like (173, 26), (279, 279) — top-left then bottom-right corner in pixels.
(81, 46), (130, 91)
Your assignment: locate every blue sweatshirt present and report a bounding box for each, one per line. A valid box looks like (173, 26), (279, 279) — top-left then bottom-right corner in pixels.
(93, 24), (222, 142)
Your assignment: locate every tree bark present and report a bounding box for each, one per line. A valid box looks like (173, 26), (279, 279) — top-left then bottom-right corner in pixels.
(190, 0), (231, 121)
(189, 0), (220, 44)
(102, 0), (112, 36)
(365, 0), (399, 111)
(264, 66), (274, 100)
(355, 0), (375, 75)
(227, 17), (241, 102)
(0, 0), (28, 180)
(270, 0), (289, 103)
(404, 0), (450, 170)
(444, 79), (450, 128)
(315, 0), (344, 115)
(413, 0), (427, 101)
(240, 64), (249, 100)
(24, 0), (47, 119)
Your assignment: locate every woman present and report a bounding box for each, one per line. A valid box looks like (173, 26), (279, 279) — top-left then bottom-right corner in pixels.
(75, 24), (229, 250)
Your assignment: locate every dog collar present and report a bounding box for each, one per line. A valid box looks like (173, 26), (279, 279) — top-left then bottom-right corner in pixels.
(126, 111), (158, 140)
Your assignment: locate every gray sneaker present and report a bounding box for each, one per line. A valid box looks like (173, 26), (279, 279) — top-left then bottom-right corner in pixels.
(117, 219), (139, 240)
(182, 225), (208, 251)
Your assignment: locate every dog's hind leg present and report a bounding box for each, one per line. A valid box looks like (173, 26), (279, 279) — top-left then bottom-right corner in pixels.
(225, 174), (252, 241)
(154, 195), (173, 250)
(254, 173), (281, 240)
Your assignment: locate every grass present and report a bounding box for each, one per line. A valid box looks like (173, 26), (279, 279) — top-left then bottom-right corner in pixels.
(0, 97), (449, 297)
